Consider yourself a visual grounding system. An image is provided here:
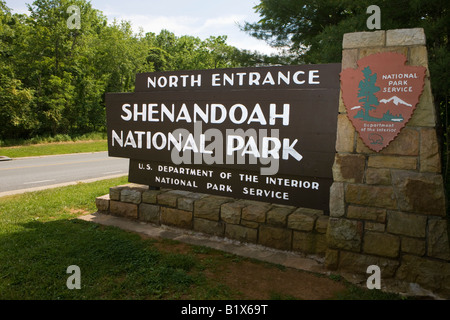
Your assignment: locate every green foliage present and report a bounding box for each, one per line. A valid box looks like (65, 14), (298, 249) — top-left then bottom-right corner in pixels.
(358, 66), (380, 118)
(0, 3), (36, 138)
(0, 0), (286, 141)
(0, 131), (106, 147)
(0, 75), (35, 138)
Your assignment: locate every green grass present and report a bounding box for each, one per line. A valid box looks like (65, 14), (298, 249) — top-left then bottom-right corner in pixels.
(0, 177), (407, 300)
(0, 140), (108, 158)
(0, 177), (237, 300)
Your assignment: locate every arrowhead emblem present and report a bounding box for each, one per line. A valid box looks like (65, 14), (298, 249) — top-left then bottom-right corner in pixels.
(340, 52), (426, 152)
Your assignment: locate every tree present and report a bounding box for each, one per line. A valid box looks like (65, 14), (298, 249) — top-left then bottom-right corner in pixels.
(95, 19), (150, 93)
(0, 1), (36, 138)
(143, 31), (269, 72)
(358, 66), (379, 120)
(201, 36), (239, 69)
(0, 74), (35, 139)
(9, 0), (111, 135)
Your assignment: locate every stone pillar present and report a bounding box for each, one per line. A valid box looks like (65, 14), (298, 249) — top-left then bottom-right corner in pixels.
(327, 28), (450, 297)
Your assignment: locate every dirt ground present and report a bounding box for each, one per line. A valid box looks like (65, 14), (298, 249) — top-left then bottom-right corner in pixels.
(208, 259), (347, 300)
(151, 237), (348, 300)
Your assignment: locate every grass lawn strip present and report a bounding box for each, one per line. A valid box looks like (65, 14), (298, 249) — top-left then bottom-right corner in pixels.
(0, 140), (108, 158)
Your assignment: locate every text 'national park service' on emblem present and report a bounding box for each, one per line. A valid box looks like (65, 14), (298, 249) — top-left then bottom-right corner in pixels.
(340, 52), (426, 152)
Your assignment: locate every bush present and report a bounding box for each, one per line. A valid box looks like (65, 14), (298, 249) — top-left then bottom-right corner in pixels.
(0, 132), (107, 147)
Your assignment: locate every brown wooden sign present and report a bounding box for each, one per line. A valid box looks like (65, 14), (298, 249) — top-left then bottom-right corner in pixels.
(106, 64), (341, 210)
(340, 52), (426, 152)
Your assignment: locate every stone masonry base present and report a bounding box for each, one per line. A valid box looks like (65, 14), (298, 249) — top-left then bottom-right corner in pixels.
(96, 183), (329, 257)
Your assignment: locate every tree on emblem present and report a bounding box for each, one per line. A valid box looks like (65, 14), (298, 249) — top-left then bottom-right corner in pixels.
(356, 66), (380, 121)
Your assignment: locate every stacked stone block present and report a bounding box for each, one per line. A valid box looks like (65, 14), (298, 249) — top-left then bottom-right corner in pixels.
(328, 28), (450, 297)
(96, 184), (329, 256)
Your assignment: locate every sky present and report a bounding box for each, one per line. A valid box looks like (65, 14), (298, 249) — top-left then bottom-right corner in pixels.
(5, 0), (280, 55)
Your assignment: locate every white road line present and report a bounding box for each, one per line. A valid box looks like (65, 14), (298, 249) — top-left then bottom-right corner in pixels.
(0, 158), (108, 171)
(103, 171), (123, 175)
(0, 173), (127, 198)
(23, 179), (56, 185)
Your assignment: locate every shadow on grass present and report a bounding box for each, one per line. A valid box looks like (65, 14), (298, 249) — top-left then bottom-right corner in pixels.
(0, 219), (203, 300)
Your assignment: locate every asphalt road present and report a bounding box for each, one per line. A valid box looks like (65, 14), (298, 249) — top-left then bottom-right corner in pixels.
(0, 152), (129, 196)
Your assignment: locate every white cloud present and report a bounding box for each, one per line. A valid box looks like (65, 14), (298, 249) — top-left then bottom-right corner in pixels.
(113, 13), (278, 54)
(119, 14), (200, 35)
(202, 14), (246, 29)
(5, 0), (278, 55)
(115, 13), (245, 38)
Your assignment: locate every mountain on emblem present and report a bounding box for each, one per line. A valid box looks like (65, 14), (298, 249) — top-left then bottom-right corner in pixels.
(379, 96), (412, 107)
(340, 52), (426, 152)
